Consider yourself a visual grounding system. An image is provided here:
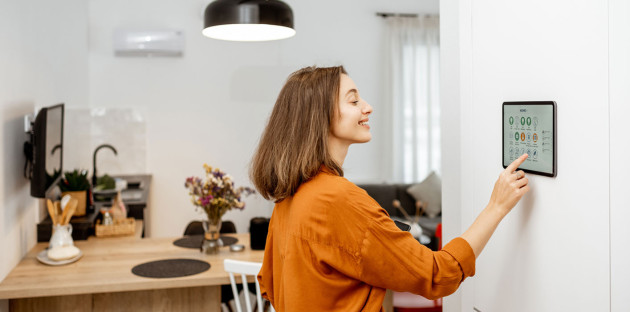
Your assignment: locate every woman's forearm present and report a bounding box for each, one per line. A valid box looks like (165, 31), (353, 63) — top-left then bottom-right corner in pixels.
(460, 204), (506, 258)
(460, 154), (530, 258)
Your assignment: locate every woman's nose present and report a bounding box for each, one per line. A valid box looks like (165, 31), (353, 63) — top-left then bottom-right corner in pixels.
(363, 101), (373, 114)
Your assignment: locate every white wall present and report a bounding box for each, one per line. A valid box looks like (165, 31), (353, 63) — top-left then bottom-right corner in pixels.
(610, 0), (630, 310)
(86, 0), (439, 237)
(0, 0), (88, 310)
(442, 1), (629, 311)
(440, 1), (473, 311)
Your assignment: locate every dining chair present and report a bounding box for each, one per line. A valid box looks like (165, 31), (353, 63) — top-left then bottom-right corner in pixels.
(223, 259), (275, 312)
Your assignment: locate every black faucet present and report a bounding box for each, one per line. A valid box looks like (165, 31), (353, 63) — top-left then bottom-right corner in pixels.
(92, 144), (118, 186)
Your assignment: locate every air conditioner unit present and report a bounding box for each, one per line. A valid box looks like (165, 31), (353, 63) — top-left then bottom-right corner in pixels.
(113, 29), (184, 57)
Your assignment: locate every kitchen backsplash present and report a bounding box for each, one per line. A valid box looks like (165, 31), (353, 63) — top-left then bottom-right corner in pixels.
(64, 108), (146, 176)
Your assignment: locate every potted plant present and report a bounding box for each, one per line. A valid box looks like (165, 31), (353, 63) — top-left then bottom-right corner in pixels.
(58, 170), (91, 216)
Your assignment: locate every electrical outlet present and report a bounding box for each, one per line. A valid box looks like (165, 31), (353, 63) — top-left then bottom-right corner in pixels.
(24, 114), (34, 133)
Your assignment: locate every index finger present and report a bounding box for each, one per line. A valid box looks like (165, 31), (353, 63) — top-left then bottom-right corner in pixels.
(506, 153), (529, 173)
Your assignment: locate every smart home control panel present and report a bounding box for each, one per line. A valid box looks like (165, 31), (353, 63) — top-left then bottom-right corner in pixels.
(503, 101), (556, 177)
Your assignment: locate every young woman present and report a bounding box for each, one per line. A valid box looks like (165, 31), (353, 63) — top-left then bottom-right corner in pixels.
(250, 66), (529, 311)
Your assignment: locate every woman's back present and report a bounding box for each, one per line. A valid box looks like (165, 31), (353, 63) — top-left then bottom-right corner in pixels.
(258, 167), (476, 311)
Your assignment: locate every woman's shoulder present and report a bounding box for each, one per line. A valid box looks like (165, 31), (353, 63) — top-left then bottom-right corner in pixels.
(300, 169), (370, 200)
(287, 171), (388, 251)
(293, 170), (386, 222)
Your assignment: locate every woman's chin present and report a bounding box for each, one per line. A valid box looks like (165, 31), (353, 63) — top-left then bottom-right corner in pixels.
(358, 136), (372, 143)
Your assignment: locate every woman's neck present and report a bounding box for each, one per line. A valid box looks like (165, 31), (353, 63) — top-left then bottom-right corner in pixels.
(328, 136), (349, 167)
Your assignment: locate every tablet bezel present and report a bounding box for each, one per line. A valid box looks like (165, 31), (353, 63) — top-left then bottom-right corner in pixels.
(502, 101), (557, 177)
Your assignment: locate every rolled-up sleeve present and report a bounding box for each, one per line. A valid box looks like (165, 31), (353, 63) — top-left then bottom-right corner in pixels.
(356, 209), (475, 299)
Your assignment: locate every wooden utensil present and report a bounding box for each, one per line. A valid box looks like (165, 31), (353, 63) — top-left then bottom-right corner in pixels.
(54, 201), (62, 218)
(392, 199), (413, 222)
(46, 199), (57, 225)
(59, 203), (69, 226)
(414, 201), (424, 223)
(62, 198), (78, 225)
(60, 194), (71, 211)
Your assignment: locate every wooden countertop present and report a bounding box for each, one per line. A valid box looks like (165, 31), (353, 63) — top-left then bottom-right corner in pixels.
(0, 233), (264, 299)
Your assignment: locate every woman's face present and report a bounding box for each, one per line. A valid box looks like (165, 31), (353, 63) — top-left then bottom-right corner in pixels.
(329, 74), (373, 146)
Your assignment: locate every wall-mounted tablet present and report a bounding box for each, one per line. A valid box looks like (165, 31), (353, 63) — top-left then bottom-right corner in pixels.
(503, 101), (556, 177)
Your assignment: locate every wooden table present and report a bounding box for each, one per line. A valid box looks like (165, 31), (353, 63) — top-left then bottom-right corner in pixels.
(0, 233), (263, 311)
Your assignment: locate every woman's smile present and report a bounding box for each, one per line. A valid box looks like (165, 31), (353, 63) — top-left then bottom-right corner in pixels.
(359, 118), (370, 129)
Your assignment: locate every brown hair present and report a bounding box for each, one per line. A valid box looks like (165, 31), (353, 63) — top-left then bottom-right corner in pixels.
(250, 65), (347, 202)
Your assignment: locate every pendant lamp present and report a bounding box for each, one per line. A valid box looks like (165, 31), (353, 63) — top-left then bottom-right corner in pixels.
(202, 0), (295, 42)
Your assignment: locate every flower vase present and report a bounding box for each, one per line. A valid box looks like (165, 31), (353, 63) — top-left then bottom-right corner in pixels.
(201, 217), (223, 254)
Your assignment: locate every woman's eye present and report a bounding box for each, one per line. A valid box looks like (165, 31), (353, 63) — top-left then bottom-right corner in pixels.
(351, 100), (359, 105)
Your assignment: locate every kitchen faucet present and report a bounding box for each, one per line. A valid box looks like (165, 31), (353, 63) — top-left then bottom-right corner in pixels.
(92, 144), (118, 186)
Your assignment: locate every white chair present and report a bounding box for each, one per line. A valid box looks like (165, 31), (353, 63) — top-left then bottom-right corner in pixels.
(223, 259), (275, 312)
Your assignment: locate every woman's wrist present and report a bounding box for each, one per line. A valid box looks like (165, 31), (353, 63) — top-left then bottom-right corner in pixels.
(483, 202), (508, 224)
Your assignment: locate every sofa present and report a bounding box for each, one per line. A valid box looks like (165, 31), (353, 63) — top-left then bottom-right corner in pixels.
(357, 183), (441, 251)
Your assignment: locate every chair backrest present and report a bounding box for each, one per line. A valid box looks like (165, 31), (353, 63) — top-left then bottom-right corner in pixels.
(221, 220), (237, 234)
(223, 259), (270, 312)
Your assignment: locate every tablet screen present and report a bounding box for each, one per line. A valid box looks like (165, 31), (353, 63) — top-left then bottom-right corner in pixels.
(503, 101), (556, 177)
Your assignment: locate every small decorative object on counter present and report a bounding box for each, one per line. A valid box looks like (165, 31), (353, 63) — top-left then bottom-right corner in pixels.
(102, 209), (114, 225)
(95, 213), (136, 237)
(185, 164), (255, 254)
(58, 169), (91, 216)
(250, 217), (270, 250)
(46, 198), (81, 262)
(108, 192), (127, 220)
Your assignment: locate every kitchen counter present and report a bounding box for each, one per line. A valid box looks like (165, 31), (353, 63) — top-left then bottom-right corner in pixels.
(0, 233), (263, 311)
(1, 231), (394, 312)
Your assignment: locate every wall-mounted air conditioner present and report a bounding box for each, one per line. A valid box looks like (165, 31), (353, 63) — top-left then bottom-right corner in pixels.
(113, 29), (185, 57)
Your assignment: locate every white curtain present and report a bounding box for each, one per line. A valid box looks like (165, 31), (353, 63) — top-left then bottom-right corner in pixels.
(385, 16), (440, 183)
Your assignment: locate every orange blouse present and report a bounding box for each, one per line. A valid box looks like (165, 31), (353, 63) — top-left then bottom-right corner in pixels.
(258, 167), (476, 311)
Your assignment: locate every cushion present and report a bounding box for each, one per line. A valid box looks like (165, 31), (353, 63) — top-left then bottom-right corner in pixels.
(406, 171), (442, 218)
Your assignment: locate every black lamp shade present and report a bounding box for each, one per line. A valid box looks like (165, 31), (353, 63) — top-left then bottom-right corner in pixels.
(203, 0), (295, 41)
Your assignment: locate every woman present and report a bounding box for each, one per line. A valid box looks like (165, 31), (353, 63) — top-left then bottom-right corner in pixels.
(250, 66), (529, 311)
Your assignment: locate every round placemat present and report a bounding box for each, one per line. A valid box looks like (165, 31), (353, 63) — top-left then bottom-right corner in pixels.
(131, 258), (210, 278)
(220, 236), (238, 246)
(173, 235), (238, 249)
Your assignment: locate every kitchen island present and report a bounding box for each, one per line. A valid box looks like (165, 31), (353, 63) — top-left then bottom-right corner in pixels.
(0, 232), (395, 311)
(0, 233), (263, 311)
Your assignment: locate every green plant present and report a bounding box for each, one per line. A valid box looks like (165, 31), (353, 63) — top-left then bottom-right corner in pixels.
(94, 174), (115, 191)
(58, 170), (91, 192)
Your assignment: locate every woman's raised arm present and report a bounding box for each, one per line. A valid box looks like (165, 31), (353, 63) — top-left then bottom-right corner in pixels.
(461, 154), (530, 257)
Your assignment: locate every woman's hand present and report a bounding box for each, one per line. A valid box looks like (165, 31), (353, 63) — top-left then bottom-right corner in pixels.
(488, 154), (530, 217)
(461, 154), (531, 257)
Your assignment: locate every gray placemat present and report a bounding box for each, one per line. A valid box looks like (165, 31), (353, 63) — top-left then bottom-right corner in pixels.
(173, 235), (238, 249)
(131, 258), (210, 278)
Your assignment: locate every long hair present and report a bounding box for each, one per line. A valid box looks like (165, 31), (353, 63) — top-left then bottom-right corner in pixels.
(250, 66), (347, 202)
